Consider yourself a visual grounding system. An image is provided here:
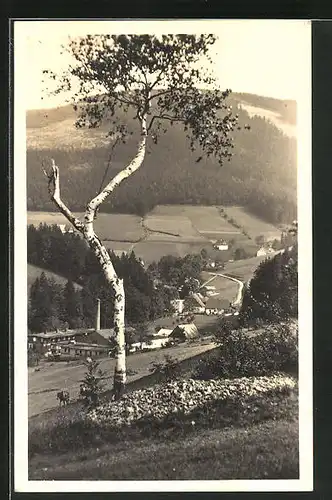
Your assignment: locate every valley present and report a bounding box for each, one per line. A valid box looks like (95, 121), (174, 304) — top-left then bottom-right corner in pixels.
(27, 204), (282, 265)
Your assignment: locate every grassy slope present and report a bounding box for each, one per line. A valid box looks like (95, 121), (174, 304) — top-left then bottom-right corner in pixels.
(29, 419), (298, 480)
(27, 263), (82, 290)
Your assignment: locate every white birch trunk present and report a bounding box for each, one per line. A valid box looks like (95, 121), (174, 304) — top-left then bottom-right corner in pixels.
(45, 115), (148, 400)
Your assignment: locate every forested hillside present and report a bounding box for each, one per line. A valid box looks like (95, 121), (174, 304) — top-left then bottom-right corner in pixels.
(27, 224), (178, 331)
(27, 93), (297, 224)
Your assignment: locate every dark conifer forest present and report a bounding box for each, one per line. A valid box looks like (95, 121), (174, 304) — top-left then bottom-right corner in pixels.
(27, 94), (297, 225)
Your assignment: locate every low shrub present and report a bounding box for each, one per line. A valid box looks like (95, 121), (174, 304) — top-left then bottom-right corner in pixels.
(149, 354), (181, 382)
(28, 350), (41, 367)
(79, 358), (106, 409)
(195, 321), (298, 380)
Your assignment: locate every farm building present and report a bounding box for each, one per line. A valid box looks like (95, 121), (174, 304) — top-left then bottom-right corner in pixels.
(256, 246), (275, 257)
(153, 328), (173, 338)
(205, 297), (230, 315)
(27, 327), (115, 349)
(170, 323), (199, 341)
(57, 342), (109, 358)
(27, 329), (94, 347)
(213, 239), (229, 251)
(183, 295), (206, 314)
(129, 330), (173, 352)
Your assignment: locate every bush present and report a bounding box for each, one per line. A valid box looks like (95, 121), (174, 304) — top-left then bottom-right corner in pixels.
(149, 354), (181, 382)
(28, 350), (41, 367)
(195, 321), (298, 380)
(79, 358), (106, 409)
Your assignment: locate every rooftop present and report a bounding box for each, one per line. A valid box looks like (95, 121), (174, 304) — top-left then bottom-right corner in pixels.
(205, 297), (230, 309)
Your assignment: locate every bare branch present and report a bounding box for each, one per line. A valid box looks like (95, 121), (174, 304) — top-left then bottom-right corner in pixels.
(147, 113), (186, 132)
(45, 159), (85, 234)
(85, 115), (148, 227)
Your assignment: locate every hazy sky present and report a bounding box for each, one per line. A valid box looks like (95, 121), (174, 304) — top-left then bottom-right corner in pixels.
(15, 20), (311, 110)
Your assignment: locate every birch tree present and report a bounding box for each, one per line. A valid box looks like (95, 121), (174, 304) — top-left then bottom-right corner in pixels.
(42, 34), (240, 399)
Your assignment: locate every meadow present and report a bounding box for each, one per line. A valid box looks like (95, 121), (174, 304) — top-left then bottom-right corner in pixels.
(224, 255), (275, 282)
(27, 205), (281, 265)
(27, 264), (82, 290)
(222, 206), (282, 241)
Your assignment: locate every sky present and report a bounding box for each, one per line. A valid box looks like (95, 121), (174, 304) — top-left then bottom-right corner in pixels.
(15, 20), (311, 110)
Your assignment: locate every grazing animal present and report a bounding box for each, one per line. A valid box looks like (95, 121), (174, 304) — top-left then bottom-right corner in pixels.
(57, 390), (70, 407)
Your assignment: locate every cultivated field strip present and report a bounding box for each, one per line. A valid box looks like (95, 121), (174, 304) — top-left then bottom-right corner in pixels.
(27, 206), (278, 265)
(222, 206), (281, 240)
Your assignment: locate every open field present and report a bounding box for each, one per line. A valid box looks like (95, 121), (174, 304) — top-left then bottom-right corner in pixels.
(28, 342), (216, 418)
(144, 214), (201, 238)
(28, 212), (143, 242)
(222, 206), (282, 241)
(27, 264), (82, 290)
(132, 240), (210, 263)
(201, 273), (239, 303)
(27, 205), (283, 265)
(102, 240), (135, 254)
(149, 205), (243, 241)
(29, 418), (298, 480)
(224, 254), (276, 282)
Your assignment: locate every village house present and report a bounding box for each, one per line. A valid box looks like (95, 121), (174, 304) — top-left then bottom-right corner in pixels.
(213, 239), (229, 251)
(182, 295), (203, 314)
(256, 246), (275, 257)
(27, 328), (95, 349)
(57, 341), (109, 358)
(205, 297), (230, 315)
(153, 328), (174, 338)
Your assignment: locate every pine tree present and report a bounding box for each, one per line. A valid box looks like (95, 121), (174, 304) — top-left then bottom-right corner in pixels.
(29, 273), (62, 332)
(63, 280), (83, 329)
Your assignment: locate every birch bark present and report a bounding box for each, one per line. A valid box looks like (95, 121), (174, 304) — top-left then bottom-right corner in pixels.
(45, 115), (148, 399)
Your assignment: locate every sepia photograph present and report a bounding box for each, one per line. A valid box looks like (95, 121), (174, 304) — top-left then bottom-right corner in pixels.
(13, 19), (312, 492)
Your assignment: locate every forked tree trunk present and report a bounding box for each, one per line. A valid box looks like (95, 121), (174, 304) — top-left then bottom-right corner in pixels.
(45, 115), (147, 400)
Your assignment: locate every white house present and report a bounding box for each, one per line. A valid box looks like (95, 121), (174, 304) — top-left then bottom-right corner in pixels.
(213, 239), (229, 251)
(256, 246), (275, 257)
(170, 299), (185, 314)
(130, 334), (171, 352)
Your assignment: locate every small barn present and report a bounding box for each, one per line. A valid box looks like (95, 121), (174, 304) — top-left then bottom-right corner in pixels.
(170, 323), (199, 341)
(153, 328), (173, 338)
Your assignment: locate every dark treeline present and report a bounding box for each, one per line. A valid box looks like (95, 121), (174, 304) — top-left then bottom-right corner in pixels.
(240, 241), (298, 326)
(27, 97), (297, 224)
(28, 224), (87, 283)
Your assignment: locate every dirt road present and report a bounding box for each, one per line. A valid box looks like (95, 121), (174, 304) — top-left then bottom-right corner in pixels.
(28, 342), (216, 418)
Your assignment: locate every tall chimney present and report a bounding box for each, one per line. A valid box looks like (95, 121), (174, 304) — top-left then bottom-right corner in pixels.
(95, 298), (101, 331)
